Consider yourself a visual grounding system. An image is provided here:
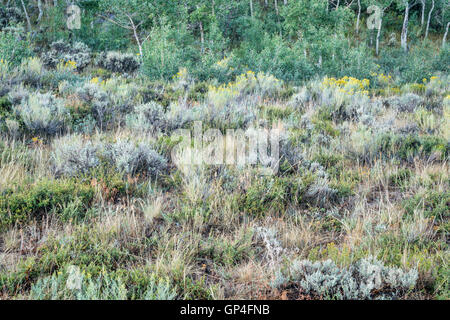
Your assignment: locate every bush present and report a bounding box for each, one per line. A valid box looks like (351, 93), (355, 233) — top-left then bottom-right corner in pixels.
(403, 191), (449, 221)
(49, 136), (168, 179)
(239, 176), (296, 217)
(75, 83), (111, 129)
(0, 30), (33, 67)
(29, 267), (176, 300)
(50, 135), (100, 178)
(7, 84), (29, 105)
(16, 91), (68, 136)
(103, 140), (168, 178)
(386, 93), (424, 113)
(281, 257), (418, 299)
(41, 40), (91, 71)
(0, 7), (23, 30)
(96, 51), (141, 74)
(126, 102), (168, 134)
(142, 23), (183, 80)
(0, 180), (94, 230)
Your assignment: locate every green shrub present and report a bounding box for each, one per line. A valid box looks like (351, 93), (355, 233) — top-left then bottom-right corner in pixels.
(0, 180), (94, 230)
(0, 30), (33, 67)
(0, 95), (11, 118)
(403, 191), (449, 221)
(239, 176), (300, 217)
(373, 133), (449, 162)
(188, 82), (209, 102)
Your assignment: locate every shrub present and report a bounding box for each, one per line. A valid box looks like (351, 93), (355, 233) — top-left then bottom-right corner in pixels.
(0, 7), (23, 30)
(96, 51), (140, 74)
(0, 30), (33, 67)
(386, 93), (424, 113)
(50, 135), (100, 178)
(239, 176), (296, 217)
(282, 257), (418, 299)
(29, 267), (176, 300)
(403, 191), (449, 222)
(0, 94), (11, 117)
(0, 180), (94, 230)
(126, 102), (168, 134)
(188, 81), (209, 102)
(142, 23), (183, 80)
(207, 71), (283, 109)
(41, 40), (91, 71)
(7, 85), (29, 105)
(16, 91), (68, 136)
(76, 83), (111, 129)
(103, 140), (168, 178)
(15, 57), (45, 88)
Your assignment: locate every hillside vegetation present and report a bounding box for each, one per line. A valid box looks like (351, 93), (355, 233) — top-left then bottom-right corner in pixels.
(0, 0), (448, 300)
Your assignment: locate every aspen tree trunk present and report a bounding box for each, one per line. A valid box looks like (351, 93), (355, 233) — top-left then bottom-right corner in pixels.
(443, 22), (450, 47)
(37, 0), (43, 23)
(425, 0), (434, 39)
(20, 0), (32, 31)
(127, 15), (143, 57)
(250, 0), (253, 17)
(401, 2), (410, 52)
(420, 0), (425, 26)
(356, 0), (361, 34)
(376, 20), (382, 55)
(200, 21), (205, 53)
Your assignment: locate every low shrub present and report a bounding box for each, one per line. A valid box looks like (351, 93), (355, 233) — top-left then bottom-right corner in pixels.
(126, 102), (168, 134)
(41, 40), (91, 71)
(16, 92), (68, 136)
(75, 83), (111, 129)
(29, 267), (176, 300)
(403, 191), (449, 221)
(50, 135), (100, 178)
(103, 140), (168, 178)
(96, 51), (140, 74)
(0, 7), (23, 30)
(0, 180), (94, 230)
(386, 93), (424, 113)
(278, 257), (418, 299)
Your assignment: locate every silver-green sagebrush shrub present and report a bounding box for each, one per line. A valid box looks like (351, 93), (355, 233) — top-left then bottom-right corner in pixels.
(16, 91), (68, 136)
(76, 83), (111, 129)
(41, 40), (91, 71)
(103, 140), (168, 177)
(285, 257), (417, 299)
(29, 266), (176, 300)
(126, 102), (168, 133)
(96, 51), (141, 74)
(50, 137), (167, 178)
(50, 135), (100, 178)
(8, 84), (29, 105)
(387, 93), (424, 113)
